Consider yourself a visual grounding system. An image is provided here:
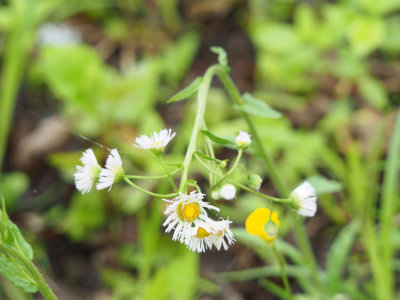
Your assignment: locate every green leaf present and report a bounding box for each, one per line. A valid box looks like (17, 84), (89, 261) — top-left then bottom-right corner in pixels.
(236, 93), (281, 119)
(210, 46), (230, 72)
(162, 32), (200, 83)
(326, 222), (359, 295)
(9, 224), (33, 260)
(33, 45), (107, 112)
(201, 130), (234, 145)
(357, 76), (388, 109)
(0, 199), (33, 260)
(307, 175), (343, 195)
(347, 17), (384, 56)
(194, 150), (227, 164)
(0, 254), (38, 293)
(259, 279), (290, 299)
(232, 228), (303, 264)
(167, 77), (203, 103)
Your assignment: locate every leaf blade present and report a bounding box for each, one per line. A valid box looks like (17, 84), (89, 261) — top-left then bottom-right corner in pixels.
(167, 77), (203, 103)
(236, 93), (281, 119)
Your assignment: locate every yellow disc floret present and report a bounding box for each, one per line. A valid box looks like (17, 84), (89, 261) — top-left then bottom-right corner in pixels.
(176, 201), (201, 222)
(245, 208), (280, 244)
(196, 227), (212, 238)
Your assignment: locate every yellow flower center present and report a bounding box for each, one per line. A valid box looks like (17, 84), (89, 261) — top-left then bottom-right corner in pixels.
(176, 201), (201, 222)
(196, 227), (211, 238)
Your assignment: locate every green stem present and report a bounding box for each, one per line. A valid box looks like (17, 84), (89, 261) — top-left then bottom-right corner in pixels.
(179, 65), (219, 192)
(232, 181), (287, 203)
(272, 245), (293, 299)
(157, 155), (179, 193)
(215, 67), (321, 288)
(195, 154), (286, 204)
(212, 149), (243, 188)
(215, 68), (288, 196)
(124, 177), (178, 198)
(125, 168), (181, 180)
(0, 24), (30, 173)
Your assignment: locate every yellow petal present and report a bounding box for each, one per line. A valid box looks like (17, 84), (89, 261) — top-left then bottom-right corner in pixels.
(245, 208), (270, 235)
(271, 211), (280, 227)
(246, 208), (280, 244)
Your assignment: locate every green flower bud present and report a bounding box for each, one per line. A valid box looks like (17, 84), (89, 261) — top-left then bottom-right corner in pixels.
(247, 174), (263, 191)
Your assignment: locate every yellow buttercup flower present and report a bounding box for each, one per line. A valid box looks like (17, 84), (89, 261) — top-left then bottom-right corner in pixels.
(245, 208), (280, 244)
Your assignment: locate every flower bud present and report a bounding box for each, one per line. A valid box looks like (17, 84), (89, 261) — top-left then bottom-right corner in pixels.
(235, 131), (251, 149)
(219, 160), (228, 168)
(220, 184), (236, 200)
(247, 174), (263, 191)
(211, 190), (220, 200)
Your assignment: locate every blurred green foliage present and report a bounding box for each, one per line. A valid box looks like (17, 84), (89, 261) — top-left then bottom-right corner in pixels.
(0, 0), (399, 299)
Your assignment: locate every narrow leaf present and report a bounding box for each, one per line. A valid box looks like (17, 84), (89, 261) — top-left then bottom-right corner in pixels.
(210, 46), (230, 72)
(0, 254), (38, 293)
(9, 223), (33, 260)
(307, 175), (343, 195)
(201, 130), (234, 146)
(167, 77), (203, 103)
(259, 279), (289, 299)
(326, 221), (359, 295)
(194, 150), (227, 164)
(236, 93), (281, 119)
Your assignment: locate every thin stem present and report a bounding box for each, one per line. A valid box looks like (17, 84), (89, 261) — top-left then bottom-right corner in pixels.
(233, 181), (287, 203)
(125, 168), (181, 180)
(212, 149), (243, 188)
(157, 155), (179, 193)
(272, 245), (293, 299)
(195, 154), (287, 204)
(124, 177), (178, 198)
(215, 68), (288, 196)
(186, 181), (202, 193)
(215, 67), (321, 288)
(179, 65), (219, 192)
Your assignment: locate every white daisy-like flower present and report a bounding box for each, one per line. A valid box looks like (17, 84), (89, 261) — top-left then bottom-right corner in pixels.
(290, 181), (317, 217)
(220, 184), (236, 200)
(133, 129), (176, 154)
(96, 149), (124, 191)
(74, 149), (101, 194)
(163, 191), (220, 243)
(236, 131), (251, 148)
(185, 219), (235, 252)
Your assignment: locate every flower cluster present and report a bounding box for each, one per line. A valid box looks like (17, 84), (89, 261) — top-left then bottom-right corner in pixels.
(74, 129), (176, 194)
(74, 148), (123, 194)
(163, 191), (234, 252)
(73, 126), (319, 253)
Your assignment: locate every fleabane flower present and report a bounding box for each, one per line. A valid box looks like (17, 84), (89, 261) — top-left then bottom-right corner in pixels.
(96, 149), (125, 191)
(133, 129), (176, 154)
(74, 149), (101, 194)
(185, 219), (235, 253)
(245, 208), (280, 244)
(220, 184), (236, 200)
(163, 191), (219, 243)
(289, 181), (317, 217)
(236, 131), (251, 149)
